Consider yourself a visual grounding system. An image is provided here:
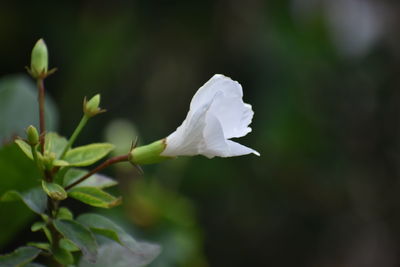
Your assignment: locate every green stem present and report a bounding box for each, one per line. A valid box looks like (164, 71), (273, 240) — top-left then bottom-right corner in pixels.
(65, 154), (129, 190)
(60, 115), (89, 159)
(37, 79), (46, 153)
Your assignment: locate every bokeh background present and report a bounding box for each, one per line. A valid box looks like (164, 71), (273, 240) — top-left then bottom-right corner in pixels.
(1, 0), (400, 266)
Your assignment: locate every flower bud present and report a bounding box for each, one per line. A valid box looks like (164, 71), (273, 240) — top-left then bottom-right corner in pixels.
(30, 39), (48, 79)
(129, 139), (170, 165)
(83, 94), (105, 117)
(26, 125), (39, 146)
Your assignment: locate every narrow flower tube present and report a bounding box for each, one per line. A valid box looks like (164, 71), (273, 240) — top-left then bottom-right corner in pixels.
(162, 74), (259, 158)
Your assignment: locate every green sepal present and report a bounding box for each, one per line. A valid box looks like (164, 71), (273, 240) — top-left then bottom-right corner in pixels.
(0, 246), (41, 266)
(64, 143), (114, 167)
(41, 181), (67, 201)
(129, 139), (170, 165)
(53, 219), (98, 263)
(0, 187), (47, 215)
(68, 187), (122, 208)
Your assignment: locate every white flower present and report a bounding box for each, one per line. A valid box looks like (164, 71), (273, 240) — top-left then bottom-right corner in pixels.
(161, 74), (260, 158)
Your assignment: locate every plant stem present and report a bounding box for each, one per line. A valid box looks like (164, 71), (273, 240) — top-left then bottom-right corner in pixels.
(60, 115), (89, 159)
(37, 79), (46, 153)
(65, 154), (129, 190)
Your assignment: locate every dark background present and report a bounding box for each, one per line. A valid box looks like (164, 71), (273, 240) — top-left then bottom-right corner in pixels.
(1, 0), (400, 266)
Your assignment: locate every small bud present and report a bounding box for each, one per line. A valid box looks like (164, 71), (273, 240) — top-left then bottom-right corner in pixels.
(129, 139), (170, 165)
(83, 94), (105, 117)
(26, 125), (39, 146)
(30, 39), (48, 79)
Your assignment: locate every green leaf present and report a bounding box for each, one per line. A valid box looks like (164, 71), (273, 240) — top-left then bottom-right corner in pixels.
(0, 246), (41, 266)
(31, 221), (46, 232)
(1, 187), (47, 214)
(63, 168), (118, 189)
(54, 219), (98, 262)
(57, 207), (73, 220)
(53, 160), (70, 167)
(53, 246), (74, 265)
(24, 263), (46, 267)
(0, 74), (58, 143)
(64, 143), (114, 167)
(78, 242), (161, 267)
(27, 242), (50, 251)
(41, 181), (67, 201)
(59, 238), (80, 252)
(14, 139), (33, 160)
(44, 132), (68, 159)
(68, 187), (122, 208)
(0, 144), (43, 247)
(77, 213), (161, 265)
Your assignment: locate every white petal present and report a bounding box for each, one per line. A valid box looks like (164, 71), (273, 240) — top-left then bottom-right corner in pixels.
(226, 140), (260, 157)
(162, 104), (208, 157)
(190, 74), (243, 112)
(208, 92), (254, 139)
(200, 113), (230, 158)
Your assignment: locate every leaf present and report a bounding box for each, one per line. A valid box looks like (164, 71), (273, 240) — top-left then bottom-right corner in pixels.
(68, 187), (122, 208)
(63, 168), (118, 189)
(44, 132), (68, 159)
(77, 213), (161, 266)
(64, 143), (114, 167)
(31, 221), (46, 232)
(0, 143), (42, 247)
(59, 238), (80, 252)
(24, 263), (46, 267)
(78, 242), (161, 267)
(14, 139), (33, 160)
(1, 187), (47, 214)
(0, 74), (58, 143)
(41, 181), (67, 201)
(0, 246), (41, 266)
(54, 219), (98, 263)
(57, 207), (73, 220)
(53, 246), (74, 265)
(27, 242), (50, 251)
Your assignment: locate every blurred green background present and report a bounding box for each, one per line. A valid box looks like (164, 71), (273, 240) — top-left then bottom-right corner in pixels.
(1, 0), (400, 266)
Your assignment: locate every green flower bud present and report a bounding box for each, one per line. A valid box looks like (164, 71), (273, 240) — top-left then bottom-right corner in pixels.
(83, 94), (105, 117)
(129, 139), (170, 165)
(30, 39), (48, 79)
(26, 125), (39, 146)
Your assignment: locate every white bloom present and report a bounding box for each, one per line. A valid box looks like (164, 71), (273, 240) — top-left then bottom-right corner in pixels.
(161, 74), (260, 158)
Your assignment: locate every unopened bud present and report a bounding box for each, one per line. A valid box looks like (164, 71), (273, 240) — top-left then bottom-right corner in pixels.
(26, 125), (39, 146)
(30, 39), (48, 79)
(83, 94), (105, 117)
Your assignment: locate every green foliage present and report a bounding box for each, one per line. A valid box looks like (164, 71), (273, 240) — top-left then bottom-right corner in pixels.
(0, 75), (58, 142)
(77, 213), (161, 267)
(44, 132), (68, 159)
(53, 246), (74, 265)
(1, 187), (47, 215)
(68, 187), (122, 208)
(63, 168), (118, 189)
(41, 181), (68, 201)
(0, 246), (41, 266)
(14, 139), (34, 160)
(64, 143), (114, 166)
(54, 219), (98, 262)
